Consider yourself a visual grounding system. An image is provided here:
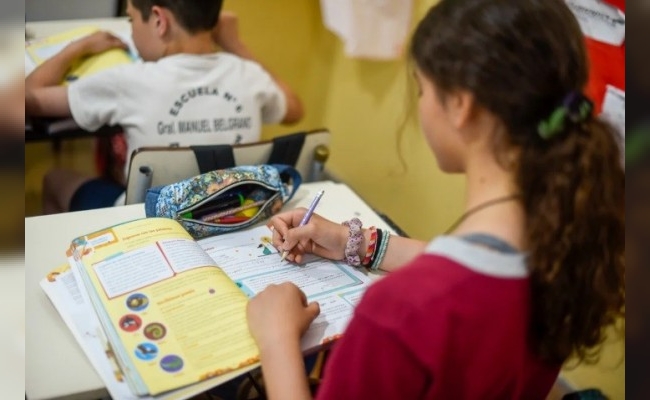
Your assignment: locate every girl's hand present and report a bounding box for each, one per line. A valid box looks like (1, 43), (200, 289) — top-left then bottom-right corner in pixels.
(268, 208), (349, 264)
(246, 283), (320, 349)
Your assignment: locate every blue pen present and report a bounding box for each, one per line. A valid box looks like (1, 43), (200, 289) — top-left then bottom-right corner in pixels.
(280, 190), (325, 261)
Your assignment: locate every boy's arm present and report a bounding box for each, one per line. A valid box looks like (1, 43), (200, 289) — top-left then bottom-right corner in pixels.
(212, 12), (304, 124)
(25, 40), (79, 117)
(0, 79), (26, 136)
(25, 31), (127, 117)
(25, 86), (70, 117)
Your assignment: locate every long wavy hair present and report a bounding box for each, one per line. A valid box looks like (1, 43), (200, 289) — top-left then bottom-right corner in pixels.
(411, 0), (625, 364)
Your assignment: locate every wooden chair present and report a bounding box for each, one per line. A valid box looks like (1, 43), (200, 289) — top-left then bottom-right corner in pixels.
(124, 129), (331, 204)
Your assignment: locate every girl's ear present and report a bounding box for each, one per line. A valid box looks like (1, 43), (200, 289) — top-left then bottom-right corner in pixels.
(447, 90), (476, 130)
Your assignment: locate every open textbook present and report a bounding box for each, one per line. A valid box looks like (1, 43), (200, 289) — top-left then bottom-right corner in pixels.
(41, 217), (372, 398)
(25, 26), (136, 82)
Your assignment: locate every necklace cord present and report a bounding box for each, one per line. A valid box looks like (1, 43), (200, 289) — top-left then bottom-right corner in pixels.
(444, 194), (522, 234)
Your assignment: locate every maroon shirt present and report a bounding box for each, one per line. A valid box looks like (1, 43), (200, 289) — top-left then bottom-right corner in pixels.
(316, 236), (561, 400)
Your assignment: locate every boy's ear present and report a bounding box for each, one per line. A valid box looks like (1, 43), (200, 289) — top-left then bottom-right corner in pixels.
(150, 6), (169, 37)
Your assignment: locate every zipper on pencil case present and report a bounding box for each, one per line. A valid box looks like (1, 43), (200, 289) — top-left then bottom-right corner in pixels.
(177, 180), (280, 227)
(183, 194), (278, 227)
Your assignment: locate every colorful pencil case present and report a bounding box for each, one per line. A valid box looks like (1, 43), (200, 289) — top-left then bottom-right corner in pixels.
(144, 164), (301, 239)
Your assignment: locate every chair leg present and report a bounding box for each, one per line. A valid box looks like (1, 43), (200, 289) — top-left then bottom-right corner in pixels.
(236, 369), (266, 400)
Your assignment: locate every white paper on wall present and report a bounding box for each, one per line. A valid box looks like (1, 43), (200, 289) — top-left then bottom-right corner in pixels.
(565, 0), (625, 46)
(320, 0), (414, 60)
(600, 84), (625, 139)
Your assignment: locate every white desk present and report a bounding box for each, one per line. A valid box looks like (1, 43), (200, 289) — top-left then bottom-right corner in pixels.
(26, 181), (394, 400)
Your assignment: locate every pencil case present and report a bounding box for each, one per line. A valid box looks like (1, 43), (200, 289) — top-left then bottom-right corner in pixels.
(144, 164), (301, 239)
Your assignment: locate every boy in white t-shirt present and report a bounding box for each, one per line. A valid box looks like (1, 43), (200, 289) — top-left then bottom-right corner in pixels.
(25, 0), (303, 214)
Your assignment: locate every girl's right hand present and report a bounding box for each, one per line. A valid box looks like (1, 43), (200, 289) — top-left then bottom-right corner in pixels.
(268, 208), (349, 264)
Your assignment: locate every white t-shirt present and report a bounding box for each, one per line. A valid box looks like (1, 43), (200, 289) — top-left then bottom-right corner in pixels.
(68, 52), (287, 180)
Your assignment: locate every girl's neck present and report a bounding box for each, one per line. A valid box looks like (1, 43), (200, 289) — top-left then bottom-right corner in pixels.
(455, 149), (527, 250)
(464, 152), (518, 209)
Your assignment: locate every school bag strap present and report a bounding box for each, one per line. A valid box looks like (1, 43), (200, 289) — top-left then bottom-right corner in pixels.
(266, 131), (306, 166)
(188, 132), (307, 174)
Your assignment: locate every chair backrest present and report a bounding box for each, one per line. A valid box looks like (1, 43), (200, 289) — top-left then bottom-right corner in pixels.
(124, 128), (331, 204)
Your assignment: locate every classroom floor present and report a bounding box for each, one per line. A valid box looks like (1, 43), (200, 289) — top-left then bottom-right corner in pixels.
(26, 138), (96, 216)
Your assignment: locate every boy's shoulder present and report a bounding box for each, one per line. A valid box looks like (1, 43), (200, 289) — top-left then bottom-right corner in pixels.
(131, 52), (269, 77)
(156, 52), (260, 67)
(67, 52), (272, 94)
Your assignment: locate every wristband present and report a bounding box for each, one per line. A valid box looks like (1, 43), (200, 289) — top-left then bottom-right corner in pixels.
(361, 227), (378, 267)
(370, 230), (390, 271)
(368, 228), (382, 267)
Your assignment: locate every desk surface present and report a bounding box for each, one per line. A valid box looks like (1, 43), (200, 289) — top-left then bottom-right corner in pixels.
(26, 181), (394, 400)
(25, 118), (123, 142)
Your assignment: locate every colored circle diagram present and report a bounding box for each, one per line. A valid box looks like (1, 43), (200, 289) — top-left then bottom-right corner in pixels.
(160, 355), (184, 373)
(143, 322), (167, 340)
(119, 314), (142, 332)
(135, 342), (159, 361)
(126, 293), (149, 311)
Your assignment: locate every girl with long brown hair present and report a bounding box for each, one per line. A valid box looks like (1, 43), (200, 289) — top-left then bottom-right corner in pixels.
(246, 1), (625, 398)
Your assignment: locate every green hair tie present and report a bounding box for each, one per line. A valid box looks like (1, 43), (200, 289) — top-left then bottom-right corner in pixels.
(538, 107), (568, 140)
(537, 92), (594, 140)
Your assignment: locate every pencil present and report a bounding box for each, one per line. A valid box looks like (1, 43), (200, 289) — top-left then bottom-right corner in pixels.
(200, 199), (266, 222)
(281, 190), (325, 261)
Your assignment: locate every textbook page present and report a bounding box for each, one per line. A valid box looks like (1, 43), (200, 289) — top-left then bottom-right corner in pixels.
(40, 264), (144, 400)
(25, 25), (137, 79)
(68, 218), (258, 396)
(40, 265), (259, 400)
(199, 225), (374, 350)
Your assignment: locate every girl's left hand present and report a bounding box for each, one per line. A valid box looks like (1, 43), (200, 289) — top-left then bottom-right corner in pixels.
(247, 282), (320, 350)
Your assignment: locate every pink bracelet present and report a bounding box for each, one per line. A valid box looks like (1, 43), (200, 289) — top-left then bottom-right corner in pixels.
(361, 227), (377, 267)
(342, 218), (363, 266)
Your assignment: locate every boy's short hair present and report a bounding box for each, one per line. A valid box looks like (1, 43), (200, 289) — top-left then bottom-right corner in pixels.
(131, 0), (223, 33)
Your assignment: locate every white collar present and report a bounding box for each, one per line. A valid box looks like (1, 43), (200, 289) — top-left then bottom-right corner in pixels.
(425, 236), (528, 278)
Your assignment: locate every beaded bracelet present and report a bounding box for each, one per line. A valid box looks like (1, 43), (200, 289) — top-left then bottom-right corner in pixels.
(369, 229), (391, 271)
(361, 227), (378, 267)
(342, 218), (363, 266)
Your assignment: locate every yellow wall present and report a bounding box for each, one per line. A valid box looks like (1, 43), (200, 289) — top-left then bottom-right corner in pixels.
(224, 0), (465, 240)
(562, 323), (625, 399)
(224, 1), (624, 398)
